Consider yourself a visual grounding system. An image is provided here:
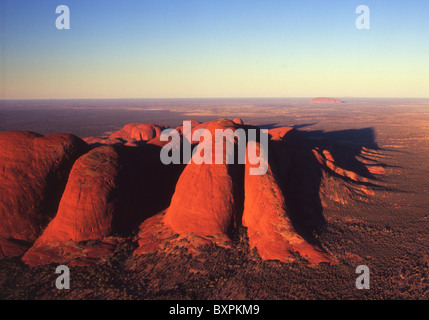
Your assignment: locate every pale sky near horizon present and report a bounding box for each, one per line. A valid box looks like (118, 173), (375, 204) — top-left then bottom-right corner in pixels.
(1, 0), (429, 99)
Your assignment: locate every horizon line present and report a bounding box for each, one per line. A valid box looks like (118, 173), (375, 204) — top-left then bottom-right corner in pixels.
(1, 96), (429, 101)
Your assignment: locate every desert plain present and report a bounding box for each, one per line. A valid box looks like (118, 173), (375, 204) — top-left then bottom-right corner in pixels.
(0, 98), (428, 299)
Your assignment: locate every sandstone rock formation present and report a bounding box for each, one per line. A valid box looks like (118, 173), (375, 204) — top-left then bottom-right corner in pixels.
(233, 118), (244, 125)
(175, 120), (201, 135)
(242, 141), (332, 263)
(310, 97), (343, 104)
(136, 121), (338, 263)
(23, 143), (183, 266)
(83, 136), (137, 148)
(162, 119), (244, 246)
(0, 238), (29, 259)
(110, 123), (168, 142)
(0, 118), (380, 266)
(0, 131), (88, 257)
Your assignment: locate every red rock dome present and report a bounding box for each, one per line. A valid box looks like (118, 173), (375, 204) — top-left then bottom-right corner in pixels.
(310, 97), (343, 104)
(110, 123), (168, 142)
(162, 119), (243, 243)
(0, 131), (88, 246)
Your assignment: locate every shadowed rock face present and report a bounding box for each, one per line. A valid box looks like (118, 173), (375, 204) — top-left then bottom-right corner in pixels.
(0, 131), (89, 250)
(310, 97), (343, 104)
(242, 139), (331, 264)
(0, 238), (30, 259)
(83, 136), (136, 148)
(275, 129), (326, 232)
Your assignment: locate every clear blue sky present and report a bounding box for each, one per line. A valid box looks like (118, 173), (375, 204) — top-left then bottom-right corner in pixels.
(1, 0), (429, 99)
